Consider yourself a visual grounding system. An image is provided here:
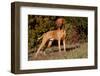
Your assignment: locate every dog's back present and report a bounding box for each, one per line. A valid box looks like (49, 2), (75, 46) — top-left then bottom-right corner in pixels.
(42, 29), (66, 41)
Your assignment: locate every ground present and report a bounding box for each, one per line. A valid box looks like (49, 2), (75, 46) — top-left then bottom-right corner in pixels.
(28, 42), (88, 60)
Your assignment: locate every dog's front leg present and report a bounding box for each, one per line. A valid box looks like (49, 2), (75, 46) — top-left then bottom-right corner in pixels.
(63, 39), (66, 52)
(58, 39), (61, 52)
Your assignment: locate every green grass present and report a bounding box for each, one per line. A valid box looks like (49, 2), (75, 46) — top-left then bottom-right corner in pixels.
(28, 42), (88, 60)
(63, 43), (88, 59)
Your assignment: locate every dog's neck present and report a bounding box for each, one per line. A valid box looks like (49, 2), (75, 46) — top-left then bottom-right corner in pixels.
(57, 27), (61, 31)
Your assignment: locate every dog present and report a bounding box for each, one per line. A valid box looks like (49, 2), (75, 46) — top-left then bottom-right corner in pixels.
(35, 18), (66, 57)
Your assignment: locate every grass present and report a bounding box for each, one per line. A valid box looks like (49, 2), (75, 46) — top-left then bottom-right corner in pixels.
(28, 42), (88, 60)
(64, 43), (88, 59)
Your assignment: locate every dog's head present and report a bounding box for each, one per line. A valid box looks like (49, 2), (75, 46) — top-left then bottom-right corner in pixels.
(55, 18), (64, 28)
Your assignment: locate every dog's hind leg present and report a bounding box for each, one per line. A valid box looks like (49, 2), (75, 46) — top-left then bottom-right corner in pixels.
(34, 38), (48, 57)
(47, 40), (53, 48)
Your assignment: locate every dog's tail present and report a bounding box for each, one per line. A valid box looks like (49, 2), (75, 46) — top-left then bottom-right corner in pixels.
(38, 35), (43, 40)
(37, 33), (45, 40)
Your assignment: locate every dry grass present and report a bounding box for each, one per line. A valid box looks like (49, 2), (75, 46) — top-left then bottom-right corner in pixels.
(28, 42), (88, 60)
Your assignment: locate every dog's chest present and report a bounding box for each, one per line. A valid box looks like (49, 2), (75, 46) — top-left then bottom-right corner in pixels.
(50, 38), (54, 41)
(51, 31), (64, 39)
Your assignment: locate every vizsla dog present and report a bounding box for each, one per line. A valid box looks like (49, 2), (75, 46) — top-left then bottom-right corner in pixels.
(35, 18), (66, 57)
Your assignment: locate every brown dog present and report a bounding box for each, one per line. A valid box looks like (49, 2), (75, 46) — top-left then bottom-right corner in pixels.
(35, 18), (66, 57)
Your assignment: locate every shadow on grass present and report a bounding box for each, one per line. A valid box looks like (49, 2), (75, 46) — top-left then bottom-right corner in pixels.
(29, 43), (80, 55)
(46, 44), (80, 54)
